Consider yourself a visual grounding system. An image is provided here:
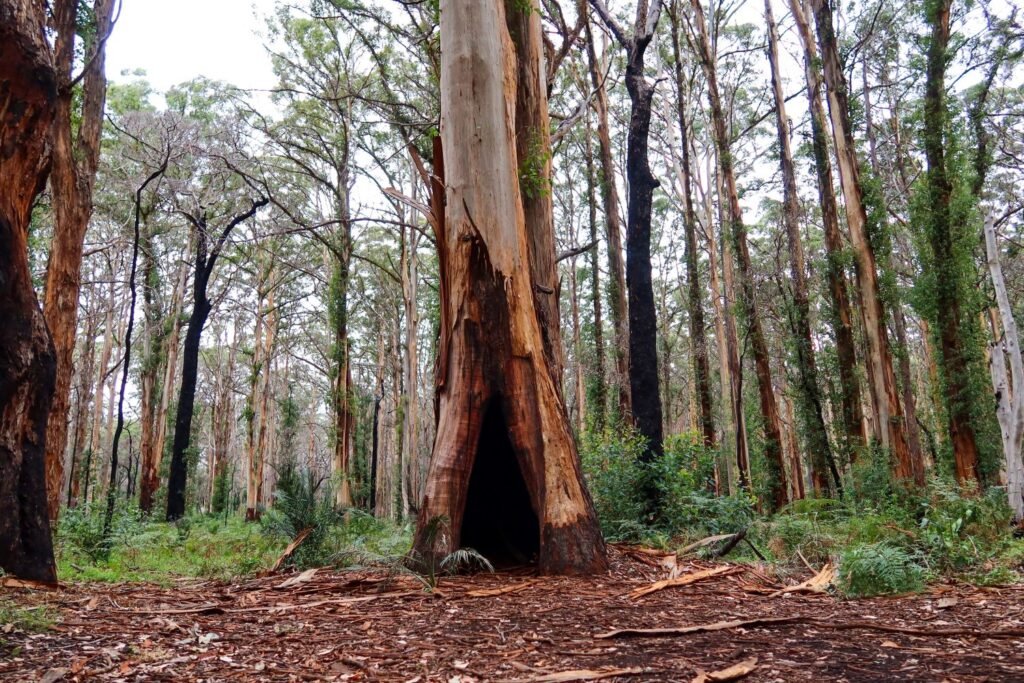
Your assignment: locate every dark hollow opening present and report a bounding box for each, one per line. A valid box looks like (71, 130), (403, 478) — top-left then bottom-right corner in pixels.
(460, 397), (540, 568)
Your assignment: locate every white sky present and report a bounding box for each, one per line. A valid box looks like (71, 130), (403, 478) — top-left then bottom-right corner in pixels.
(105, 0), (277, 93)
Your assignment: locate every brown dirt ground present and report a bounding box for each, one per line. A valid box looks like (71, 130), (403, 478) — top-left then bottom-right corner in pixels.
(2, 545), (1023, 682)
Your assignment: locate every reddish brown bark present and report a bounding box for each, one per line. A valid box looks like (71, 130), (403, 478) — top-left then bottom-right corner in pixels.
(788, 0), (865, 462)
(0, 0), (59, 583)
(412, 0), (606, 575)
(921, 0), (981, 483)
(42, 0), (116, 521)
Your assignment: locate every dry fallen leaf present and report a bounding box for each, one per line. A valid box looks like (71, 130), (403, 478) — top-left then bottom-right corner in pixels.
(498, 667), (645, 683)
(936, 597), (958, 609)
(691, 657), (758, 683)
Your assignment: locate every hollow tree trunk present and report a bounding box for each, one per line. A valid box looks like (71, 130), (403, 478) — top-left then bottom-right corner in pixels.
(765, 0), (840, 495)
(667, 1), (715, 450)
(0, 0), (58, 583)
(691, 0), (787, 510)
(788, 0), (865, 466)
(42, 0), (116, 522)
(584, 9), (630, 419)
(809, 0), (921, 484)
(412, 0), (606, 575)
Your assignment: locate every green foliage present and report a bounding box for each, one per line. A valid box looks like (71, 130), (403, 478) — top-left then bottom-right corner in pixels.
(261, 466), (340, 568)
(0, 600), (56, 634)
(917, 479), (1013, 572)
(56, 508), (283, 583)
(580, 427), (754, 541)
(839, 543), (926, 597)
(518, 129), (551, 200)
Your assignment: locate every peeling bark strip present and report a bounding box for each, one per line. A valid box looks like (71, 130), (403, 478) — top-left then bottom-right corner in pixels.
(0, 0), (59, 583)
(411, 0), (606, 575)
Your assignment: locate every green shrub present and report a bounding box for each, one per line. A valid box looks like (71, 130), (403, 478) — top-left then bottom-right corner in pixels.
(839, 542), (926, 597)
(580, 426), (753, 540)
(260, 466), (339, 568)
(580, 427), (650, 539)
(917, 478), (1013, 572)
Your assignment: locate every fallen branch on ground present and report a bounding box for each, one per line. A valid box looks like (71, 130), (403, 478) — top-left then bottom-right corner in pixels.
(596, 614), (1024, 640)
(627, 565), (740, 599)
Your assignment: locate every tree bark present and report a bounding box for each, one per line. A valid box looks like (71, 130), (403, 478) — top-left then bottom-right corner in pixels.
(691, 0), (787, 510)
(139, 252), (188, 512)
(42, 0), (116, 522)
(788, 0), (865, 465)
(412, 0), (606, 575)
(765, 0), (840, 494)
(809, 0), (921, 484)
(984, 216), (1024, 518)
(920, 0), (982, 483)
(584, 8), (631, 419)
(0, 0), (59, 583)
(668, 1), (715, 450)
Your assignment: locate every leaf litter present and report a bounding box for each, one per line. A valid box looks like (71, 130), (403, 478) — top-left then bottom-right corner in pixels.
(1, 544), (1023, 681)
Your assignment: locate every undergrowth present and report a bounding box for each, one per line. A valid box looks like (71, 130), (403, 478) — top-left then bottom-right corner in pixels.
(580, 426), (1024, 597)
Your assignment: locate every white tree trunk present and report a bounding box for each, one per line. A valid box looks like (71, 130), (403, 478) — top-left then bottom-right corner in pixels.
(984, 214), (1024, 519)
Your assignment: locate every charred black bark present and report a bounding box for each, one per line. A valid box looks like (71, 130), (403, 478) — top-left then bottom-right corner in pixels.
(166, 199), (266, 521)
(589, 0), (665, 516)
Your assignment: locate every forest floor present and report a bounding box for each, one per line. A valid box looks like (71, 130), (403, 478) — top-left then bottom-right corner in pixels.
(3, 545), (1024, 682)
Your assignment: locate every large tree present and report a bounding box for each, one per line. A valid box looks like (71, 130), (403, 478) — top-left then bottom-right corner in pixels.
(411, 0), (606, 575)
(589, 0), (666, 513)
(0, 0), (59, 583)
(810, 0), (923, 484)
(42, 0), (117, 521)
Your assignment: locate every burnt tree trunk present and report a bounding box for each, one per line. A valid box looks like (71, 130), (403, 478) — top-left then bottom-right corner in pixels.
(590, 0), (666, 514)
(166, 200), (266, 521)
(412, 0), (606, 575)
(0, 0), (59, 583)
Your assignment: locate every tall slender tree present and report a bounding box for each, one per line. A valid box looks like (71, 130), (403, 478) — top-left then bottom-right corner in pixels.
(810, 0), (922, 484)
(42, 0), (117, 521)
(690, 0), (788, 509)
(764, 0), (839, 493)
(589, 0), (666, 513)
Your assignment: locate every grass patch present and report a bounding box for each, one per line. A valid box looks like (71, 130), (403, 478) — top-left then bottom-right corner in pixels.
(0, 599), (57, 633)
(57, 510), (286, 584)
